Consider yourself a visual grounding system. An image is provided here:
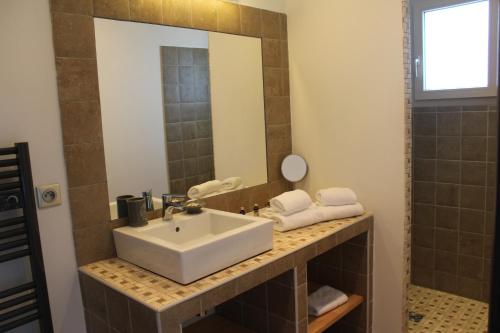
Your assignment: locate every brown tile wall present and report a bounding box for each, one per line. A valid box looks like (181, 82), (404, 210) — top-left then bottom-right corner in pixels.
(411, 103), (497, 302)
(161, 46), (215, 194)
(215, 269), (297, 333)
(80, 272), (158, 333)
(49, 0), (292, 267)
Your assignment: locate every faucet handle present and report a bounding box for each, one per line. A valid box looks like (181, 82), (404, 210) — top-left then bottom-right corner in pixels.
(185, 198), (205, 206)
(184, 199), (204, 214)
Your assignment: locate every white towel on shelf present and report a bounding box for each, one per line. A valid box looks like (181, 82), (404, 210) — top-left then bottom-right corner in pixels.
(261, 206), (324, 232)
(221, 177), (243, 191)
(316, 202), (365, 221)
(187, 180), (222, 199)
(308, 286), (349, 317)
(316, 187), (357, 206)
(269, 190), (312, 216)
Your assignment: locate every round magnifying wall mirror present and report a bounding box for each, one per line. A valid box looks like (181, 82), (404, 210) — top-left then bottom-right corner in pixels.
(281, 154), (308, 182)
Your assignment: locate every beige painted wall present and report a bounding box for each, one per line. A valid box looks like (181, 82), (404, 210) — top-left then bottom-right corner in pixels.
(285, 1), (407, 332)
(0, 0), (86, 332)
(209, 32), (268, 187)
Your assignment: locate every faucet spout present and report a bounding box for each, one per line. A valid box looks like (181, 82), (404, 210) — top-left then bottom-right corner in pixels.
(163, 205), (184, 221)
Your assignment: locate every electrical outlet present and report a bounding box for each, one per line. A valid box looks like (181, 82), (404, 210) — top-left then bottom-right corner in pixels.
(36, 184), (62, 208)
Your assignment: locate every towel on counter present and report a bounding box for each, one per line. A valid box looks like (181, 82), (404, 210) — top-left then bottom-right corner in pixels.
(261, 206), (324, 232)
(316, 202), (365, 221)
(269, 189), (312, 216)
(316, 187), (357, 206)
(187, 180), (222, 199)
(221, 177), (243, 191)
(308, 286), (348, 316)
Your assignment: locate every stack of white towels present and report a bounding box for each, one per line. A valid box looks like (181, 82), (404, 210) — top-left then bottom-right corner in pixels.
(187, 177), (243, 199)
(263, 188), (364, 232)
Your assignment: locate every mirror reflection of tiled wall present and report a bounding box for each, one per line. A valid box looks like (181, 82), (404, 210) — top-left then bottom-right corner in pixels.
(161, 46), (215, 194)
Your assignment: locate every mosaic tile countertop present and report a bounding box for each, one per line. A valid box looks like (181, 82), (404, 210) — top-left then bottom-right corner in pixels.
(408, 284), (488, 333)
(80, 213), (372, 312)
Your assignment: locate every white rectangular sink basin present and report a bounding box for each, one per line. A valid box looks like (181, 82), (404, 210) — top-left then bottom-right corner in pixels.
(113, 208), (273, 284)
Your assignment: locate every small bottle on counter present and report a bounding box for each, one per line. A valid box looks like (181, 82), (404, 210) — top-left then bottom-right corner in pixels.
(239, 207), (246, 215)
(253, 204), (259, 216)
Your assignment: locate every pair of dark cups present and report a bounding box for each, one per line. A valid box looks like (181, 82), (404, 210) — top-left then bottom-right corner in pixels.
(116, 195), (148, 227)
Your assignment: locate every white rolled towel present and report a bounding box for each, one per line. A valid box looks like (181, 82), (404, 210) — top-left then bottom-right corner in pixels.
(316, 202), (365, 221)
(270, 190), (312, 216)
(316, 187), (357, 206)
(221, 177), (243, 191)
(262, 205), (324, 232)
(187, 180), (222, 199)
(308, 286), (348, 316)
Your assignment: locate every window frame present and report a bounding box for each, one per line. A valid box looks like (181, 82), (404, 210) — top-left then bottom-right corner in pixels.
(412, 0), (499, 100)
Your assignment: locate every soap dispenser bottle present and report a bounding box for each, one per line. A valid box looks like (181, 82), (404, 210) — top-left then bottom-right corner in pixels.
(253, 204), (259, 216)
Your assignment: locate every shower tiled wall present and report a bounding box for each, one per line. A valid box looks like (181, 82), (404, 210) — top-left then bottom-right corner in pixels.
(411, 102), (497, 302)
(161, 46), (215, 194)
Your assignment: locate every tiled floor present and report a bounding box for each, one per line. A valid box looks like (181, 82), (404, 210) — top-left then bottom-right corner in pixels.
(408, 285), (489, 333)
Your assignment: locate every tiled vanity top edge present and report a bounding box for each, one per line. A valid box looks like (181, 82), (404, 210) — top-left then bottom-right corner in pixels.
(79, 213), (373, 313)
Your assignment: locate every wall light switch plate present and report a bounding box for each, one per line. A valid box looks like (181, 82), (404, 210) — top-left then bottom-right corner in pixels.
(36, 184), (62, 209)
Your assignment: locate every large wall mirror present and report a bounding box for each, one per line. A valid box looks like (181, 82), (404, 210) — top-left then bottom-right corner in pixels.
(94, 19), (268, 216)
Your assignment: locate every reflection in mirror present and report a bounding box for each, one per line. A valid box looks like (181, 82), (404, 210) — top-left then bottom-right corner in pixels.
(94, 19), (268, 218)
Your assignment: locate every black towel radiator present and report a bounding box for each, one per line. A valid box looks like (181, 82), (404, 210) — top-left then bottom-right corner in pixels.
(0, 143), (53, 332)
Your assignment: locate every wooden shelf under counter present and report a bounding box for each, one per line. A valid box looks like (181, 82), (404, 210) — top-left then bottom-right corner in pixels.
(308, 294), (364, 333)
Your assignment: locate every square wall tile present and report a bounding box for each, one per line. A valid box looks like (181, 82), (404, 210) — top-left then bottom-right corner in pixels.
(163, 0), (192, 27)
(414, 113), (436, 136)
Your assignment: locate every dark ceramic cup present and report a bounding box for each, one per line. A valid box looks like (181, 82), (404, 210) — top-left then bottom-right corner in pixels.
(116, 195), (134, 218)
(126, 197), (148, 227)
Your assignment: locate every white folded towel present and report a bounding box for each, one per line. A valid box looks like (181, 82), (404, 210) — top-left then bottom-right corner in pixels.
(316, 202), (365, 221)
(316, 187), (357, 206)
(262, 205), (324, 232)
(270, 190), (312, 216)
(221, 177), (243, 191)
(187, 180), (222, 199)
(308, 286), (348, 316)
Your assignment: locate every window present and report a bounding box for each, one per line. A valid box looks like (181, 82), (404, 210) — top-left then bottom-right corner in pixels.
(412, 0), (498, 100)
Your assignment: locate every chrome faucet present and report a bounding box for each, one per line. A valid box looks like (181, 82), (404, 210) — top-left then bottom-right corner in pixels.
(162, 198), (204, 221)
(163, 205), (185, 221)
(162, 194), (186, 218)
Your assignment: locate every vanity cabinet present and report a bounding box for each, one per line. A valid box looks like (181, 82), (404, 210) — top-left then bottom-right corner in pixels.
(79, 215), (373, 333)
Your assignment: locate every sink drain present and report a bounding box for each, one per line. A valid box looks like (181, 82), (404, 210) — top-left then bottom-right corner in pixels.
(409, 311), (424, 323)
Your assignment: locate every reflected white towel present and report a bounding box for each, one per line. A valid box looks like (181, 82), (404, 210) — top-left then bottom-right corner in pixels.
(317, 202), (365, 221)
(221, 177), (243, 191)
(316, 188), (357, 206)
(270, 190), (312, 216)
(187, 180), (222, 199)
(262, 206), (324, 232)
(308, 286), (348, 316)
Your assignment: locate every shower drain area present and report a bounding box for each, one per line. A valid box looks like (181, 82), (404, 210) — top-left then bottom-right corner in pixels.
(407, 285), (488, 332)
(408, 311), (424, 323)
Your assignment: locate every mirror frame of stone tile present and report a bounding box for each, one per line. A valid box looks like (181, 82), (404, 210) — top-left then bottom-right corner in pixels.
(50, 0), (293, 266)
